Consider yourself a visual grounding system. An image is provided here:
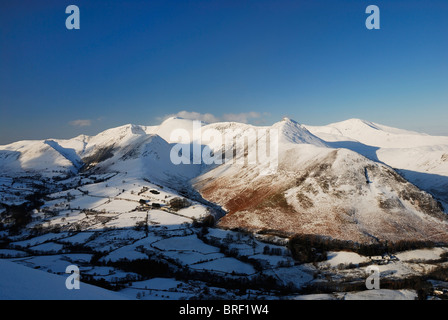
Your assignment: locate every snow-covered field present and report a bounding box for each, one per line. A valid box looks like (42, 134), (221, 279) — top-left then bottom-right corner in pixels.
(395, 248), (448, 262)
(324, 251), (370, 268)
(342, 289), (418, 300)
(292, 289), (418, 300)
(1, 171), (446, 300)
(0, 260), (129, 300)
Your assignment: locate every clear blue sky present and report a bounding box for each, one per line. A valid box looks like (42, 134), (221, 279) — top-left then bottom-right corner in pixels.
(1, 0), (447, 144)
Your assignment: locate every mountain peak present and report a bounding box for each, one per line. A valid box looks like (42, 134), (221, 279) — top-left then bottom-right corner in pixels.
(273, 117), (327, 147)
(161, 116), (185, 123)
(340, 118), (380, 130)
(279, 117), (299, 125)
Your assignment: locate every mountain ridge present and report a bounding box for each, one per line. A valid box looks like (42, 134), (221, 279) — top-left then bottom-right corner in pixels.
(1, 117), (447, 244)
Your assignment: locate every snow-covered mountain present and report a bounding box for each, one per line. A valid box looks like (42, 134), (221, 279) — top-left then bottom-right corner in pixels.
(1, 117), (447, 244)
(305, 119), (448, 209)
(195, 118), (448, 243)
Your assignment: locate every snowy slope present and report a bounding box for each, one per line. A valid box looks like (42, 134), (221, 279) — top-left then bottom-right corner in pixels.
(0, 260), (129, 300)
(196, 141), (448, 243)
(0, 122), (203, 185)
(0, 140), (78, 176)
(305, 119), (448, 149)
(305, 119), (448, 208)
(273, 118), (327, 147)
(193, 119), (448, 243)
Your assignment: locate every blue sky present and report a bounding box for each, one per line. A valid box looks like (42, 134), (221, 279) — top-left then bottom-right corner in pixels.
(1, 0), (447, 144)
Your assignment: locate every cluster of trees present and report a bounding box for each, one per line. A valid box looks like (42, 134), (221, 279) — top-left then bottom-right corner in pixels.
(192, 215), (215, 231)
(169, 197), (191, 211)
(300, 273), (433, 300)
(3, 194), (45, 234)
(263, 245), (284, 256)
(5, 204), (33, 234)
(288, 234), (439, 263)
(426, 265), (448, 282)
(107, 257), (170, 279)
(172, 266), (289, 295)
(81, 275), (124, 291)
(138, 187), (149, 196)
